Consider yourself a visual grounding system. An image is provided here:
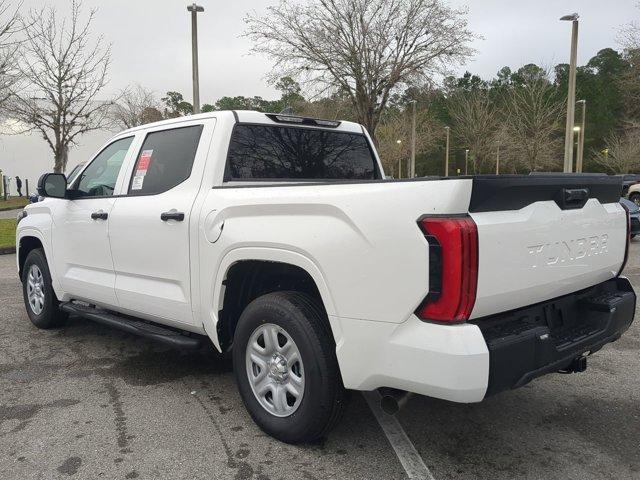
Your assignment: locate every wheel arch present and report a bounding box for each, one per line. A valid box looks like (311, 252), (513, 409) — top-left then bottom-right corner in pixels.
(210, 247), (340, 352)
(17, 232), (46, 279)
(16, 228), (66, 301)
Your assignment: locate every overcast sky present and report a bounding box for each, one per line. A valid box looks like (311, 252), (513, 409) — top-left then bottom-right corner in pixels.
(1, 0), (638, 192)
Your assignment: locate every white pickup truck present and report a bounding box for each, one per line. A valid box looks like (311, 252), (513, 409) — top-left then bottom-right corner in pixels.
(17, 111), (636, 443)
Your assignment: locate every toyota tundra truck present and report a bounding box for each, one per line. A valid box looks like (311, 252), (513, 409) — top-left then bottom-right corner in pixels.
(16, 111), (636, 443)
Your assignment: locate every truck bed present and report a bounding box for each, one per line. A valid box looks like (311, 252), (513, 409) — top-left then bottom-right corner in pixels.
(208, 173), (626, 322)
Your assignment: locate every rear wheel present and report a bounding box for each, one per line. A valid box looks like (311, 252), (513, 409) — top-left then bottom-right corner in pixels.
(232, 291), (346, 444)
(22, 249), (68, 329)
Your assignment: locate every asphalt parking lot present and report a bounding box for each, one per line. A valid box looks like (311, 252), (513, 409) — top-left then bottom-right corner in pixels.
(1, 246), (639, 480)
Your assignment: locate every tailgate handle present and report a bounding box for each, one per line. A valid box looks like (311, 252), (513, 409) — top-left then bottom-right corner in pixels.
(562, 188), (589, 208)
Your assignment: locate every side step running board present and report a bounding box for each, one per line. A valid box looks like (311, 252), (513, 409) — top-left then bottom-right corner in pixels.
(60, 302), (204, 350)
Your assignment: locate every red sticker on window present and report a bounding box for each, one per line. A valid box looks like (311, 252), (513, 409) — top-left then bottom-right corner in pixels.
(137, 150), (153, 171)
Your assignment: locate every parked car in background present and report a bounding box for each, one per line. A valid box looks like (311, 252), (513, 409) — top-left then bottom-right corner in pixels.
(66, 162), (87, 186)
(626, 179), (640, 206)
(621, 197), (640, 238)
(621, 174), (640, 198)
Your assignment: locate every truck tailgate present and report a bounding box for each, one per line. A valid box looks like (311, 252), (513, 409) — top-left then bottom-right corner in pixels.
(468, 175), (626, 319)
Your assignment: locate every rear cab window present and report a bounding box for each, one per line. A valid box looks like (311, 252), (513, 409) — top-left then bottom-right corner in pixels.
(225, 124), (380, 181)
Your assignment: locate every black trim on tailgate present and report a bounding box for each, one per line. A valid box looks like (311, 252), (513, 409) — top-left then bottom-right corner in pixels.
(471, 277), (636, 396)
(469, 174), (623, 212)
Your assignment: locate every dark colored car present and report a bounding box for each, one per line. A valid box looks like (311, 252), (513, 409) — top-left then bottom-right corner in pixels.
(621, 197), (640, 239)
(621, 174), (640, 198)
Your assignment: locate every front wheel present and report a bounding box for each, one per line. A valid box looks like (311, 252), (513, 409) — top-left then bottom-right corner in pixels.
(21, 248), (68, 329)
(232, 291), (346, 444)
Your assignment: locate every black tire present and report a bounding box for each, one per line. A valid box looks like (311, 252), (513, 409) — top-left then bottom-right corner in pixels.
(630, 192), (640, 207)
(232, 291), (346, 444)
(21, 248), (68, 329)
(632, 234), (637, 240)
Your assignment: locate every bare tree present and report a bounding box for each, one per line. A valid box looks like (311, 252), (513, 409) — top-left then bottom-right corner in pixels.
(8, 1), (112, 172)
(448, 89), (500, 173)
(617, 3), (640, 51)
(295, 94), (356, 123)
(501, 71), (563, 172)
(110, 84), (163, 130)
(0, 1), (25, 114)
(618, 4), (640, 129)
(245, 0), (474, 140)
(376, 107), (439, 176)
(592, 130), (640, 174)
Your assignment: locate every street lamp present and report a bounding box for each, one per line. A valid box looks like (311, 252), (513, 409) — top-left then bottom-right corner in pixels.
(444, 126), (450, 177)
(464, 149), (469, 175)
(576, 99), (586, 173)
(396, 139), (402, 179)
(409, 100), (417, 178)
(187, 3), (205, 114)
(560, 12), (579, 173)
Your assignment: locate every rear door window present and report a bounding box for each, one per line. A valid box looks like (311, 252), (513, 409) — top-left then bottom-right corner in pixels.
(128, 125), (204, 195)
(225, 124), (379, 180)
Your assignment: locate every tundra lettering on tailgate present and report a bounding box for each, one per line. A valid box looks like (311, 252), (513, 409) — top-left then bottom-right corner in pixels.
(527, 234), (609, 268)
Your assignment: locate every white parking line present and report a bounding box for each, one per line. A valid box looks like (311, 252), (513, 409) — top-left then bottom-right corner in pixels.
(363, 392), (435, 480)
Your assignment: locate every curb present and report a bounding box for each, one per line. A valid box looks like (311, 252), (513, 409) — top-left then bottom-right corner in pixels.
(0, 204), (27, 212)
(0, 246), (16, 255)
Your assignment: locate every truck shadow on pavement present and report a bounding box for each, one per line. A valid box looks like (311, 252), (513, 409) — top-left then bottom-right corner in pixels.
(54, 315), (234, 387)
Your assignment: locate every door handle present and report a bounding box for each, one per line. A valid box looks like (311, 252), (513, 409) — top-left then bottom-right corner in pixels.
(91, 211), (108, 220)
(160, 211), (185, 222)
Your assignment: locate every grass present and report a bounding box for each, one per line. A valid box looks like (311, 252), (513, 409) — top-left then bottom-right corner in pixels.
(0, 218), (17, 249)
(0, 196), (28, 211)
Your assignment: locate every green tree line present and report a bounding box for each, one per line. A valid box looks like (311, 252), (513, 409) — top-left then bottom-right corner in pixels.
(147, 45), (638, 177)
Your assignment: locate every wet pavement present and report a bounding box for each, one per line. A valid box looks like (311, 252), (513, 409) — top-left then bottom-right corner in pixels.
(1, 242), (639, 479)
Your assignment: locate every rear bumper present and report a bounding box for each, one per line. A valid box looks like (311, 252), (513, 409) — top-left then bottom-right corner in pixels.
(334, 278), (634, 403)
(472, 277), (636, 396)
(333, 314), (490, 403)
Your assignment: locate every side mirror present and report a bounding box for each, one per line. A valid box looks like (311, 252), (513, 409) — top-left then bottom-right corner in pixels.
(37, 173), (67, 199)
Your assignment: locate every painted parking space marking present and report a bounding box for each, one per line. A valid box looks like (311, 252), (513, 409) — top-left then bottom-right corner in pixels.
(363, 392), (435, 480)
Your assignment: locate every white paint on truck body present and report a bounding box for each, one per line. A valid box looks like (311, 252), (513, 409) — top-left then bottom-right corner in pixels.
(16, 110), (628, 404)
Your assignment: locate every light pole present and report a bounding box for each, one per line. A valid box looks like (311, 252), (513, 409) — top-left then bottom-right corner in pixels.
(444, 126), (450, 177)
(410, 100), (417, 178)
(464, 149), (469, 175)
(561, 13), (579, 173)
(396, 139), (402, 179)
(573, 126), (581, 174)
(496, 142), (501, 175)
(187, 3), (204, 114)
(576, 99), (586, 173)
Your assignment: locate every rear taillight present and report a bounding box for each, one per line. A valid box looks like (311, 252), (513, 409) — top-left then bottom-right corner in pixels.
(618, 203), (631, 276)
(416, 216), (478, 323)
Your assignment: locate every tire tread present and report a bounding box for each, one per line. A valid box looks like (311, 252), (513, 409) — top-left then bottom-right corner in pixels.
(276, 291), (347, 440)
